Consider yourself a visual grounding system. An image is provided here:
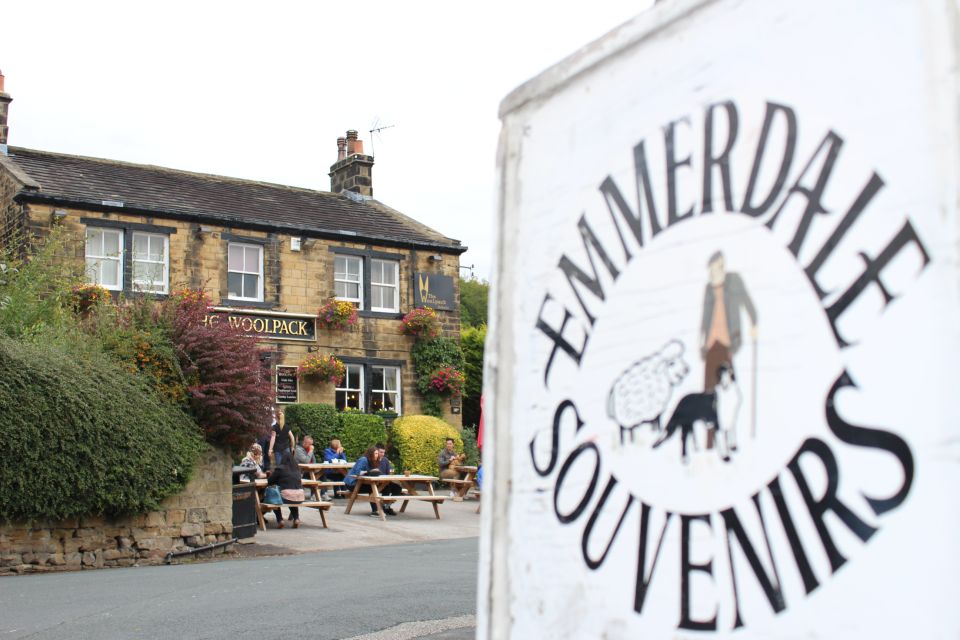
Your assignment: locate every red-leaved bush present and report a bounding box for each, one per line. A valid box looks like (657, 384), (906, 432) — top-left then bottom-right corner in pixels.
(171, 296), (273, 450)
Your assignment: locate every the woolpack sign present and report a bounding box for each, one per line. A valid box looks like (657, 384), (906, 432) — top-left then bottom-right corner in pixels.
(480, 0), (960, 637)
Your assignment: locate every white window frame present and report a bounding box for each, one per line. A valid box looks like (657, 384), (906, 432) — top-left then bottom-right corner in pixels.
(370, 365), (401, 414)
(85, 227), (124, 291)
(131, 232), (169, 294)
(370, 258), (400, 313)
(335, 364), (365, 412)
(334, 254), (363, 308)
(227, 242), (264, 302)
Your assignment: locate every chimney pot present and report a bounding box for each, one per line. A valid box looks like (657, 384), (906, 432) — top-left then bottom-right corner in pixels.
(0, 70), (5, 94)
(337, 136), (346, 161)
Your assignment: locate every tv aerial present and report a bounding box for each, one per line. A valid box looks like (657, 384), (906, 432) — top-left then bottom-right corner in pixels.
(368, 117), (396, 156)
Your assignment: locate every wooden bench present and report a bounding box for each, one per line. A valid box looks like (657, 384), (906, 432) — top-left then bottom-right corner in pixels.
(441, 478), (476, 501)
(260, 500), (332, 528)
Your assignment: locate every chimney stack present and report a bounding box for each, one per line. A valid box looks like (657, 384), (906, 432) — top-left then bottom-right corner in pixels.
(329, 129), (374, 197)
(0, 69), (11, 155)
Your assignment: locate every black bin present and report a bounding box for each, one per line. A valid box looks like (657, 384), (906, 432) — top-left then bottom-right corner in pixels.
(232, 466), (258, 539)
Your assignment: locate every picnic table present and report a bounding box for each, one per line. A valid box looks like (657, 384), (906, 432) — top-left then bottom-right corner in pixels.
(298, 462), (352, 500)
(253, 478), (332, 530)
(344, 474), (444, 521)
(446, 465), (480, 502)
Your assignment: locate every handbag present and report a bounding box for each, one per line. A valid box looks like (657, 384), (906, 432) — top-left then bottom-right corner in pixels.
(281, 488), (306, 503)
(263, 485), (282, 505)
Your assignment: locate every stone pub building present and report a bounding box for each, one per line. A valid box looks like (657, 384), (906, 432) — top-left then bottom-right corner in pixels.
(0, 71), (466, 424)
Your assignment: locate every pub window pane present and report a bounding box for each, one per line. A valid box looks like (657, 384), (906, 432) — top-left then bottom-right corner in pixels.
(370, 259), (399, 312)
(133, 234), (149, 259)
(228, 244), (244, 271)
(228, 272), (243, 298)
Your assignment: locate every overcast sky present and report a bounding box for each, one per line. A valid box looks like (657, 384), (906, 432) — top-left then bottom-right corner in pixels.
(2, 1), (655, 281)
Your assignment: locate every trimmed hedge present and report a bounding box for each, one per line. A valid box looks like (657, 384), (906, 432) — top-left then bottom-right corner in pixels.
(338, 413), (387, 460)
(461, 425), (480, 466)
(285, 403), (340, 448)
(0, 338), (205, 521)
(392, 415), (463, 476)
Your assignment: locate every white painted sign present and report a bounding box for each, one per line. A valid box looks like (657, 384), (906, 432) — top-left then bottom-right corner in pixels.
(480, 0), (960, 637)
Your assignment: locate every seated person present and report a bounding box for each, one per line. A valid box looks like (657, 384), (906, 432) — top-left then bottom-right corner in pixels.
(266, 454), (305, 529)
(239, 443), (267, 482)
(324, 438), (347, 463)
(438, 438), (465, 482)
(344, 445), (401, 517)
(375, 443), (393, 474)
(476, 464), (483, 488)
(294, 435), (316, 464)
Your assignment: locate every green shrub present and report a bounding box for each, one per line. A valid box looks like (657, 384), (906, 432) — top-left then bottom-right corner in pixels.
(338, 412), (387, 460)
(286, 403), (340, 447)
(0, 227), (86, 345)
(0, 337), (205, 521)
(461, 325), (485, 427)
(392, 415), (463, 476)
(461, 425), (480, 466)
(411, 337), (464, 396)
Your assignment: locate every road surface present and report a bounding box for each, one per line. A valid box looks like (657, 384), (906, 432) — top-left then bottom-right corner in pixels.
(0, 538), (478, 639)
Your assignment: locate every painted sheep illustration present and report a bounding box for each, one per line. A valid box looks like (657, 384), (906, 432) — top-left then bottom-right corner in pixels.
(606, 340), (689, 444)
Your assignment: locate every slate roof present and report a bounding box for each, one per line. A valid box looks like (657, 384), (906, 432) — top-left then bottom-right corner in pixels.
(4, 147), (464, 253)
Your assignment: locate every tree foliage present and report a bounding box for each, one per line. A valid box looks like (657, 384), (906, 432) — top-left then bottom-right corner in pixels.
(461, 324), (485, 427)
(459, 277), (489, 328)
(171, 298), (274, 451)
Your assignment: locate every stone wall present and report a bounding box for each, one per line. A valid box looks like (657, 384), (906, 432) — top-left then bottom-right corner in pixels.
(0, 448), (234, 575)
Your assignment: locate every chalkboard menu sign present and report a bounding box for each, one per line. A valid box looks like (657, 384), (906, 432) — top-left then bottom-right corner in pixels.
(275, 366), (299, 404)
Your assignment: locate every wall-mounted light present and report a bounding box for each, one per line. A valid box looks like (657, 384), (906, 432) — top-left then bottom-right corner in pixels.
(51, 209), (68, 224)
(196, 225), (215, 236)
(307, 345), (320, 353)
(291, 237), (302, 252)
(428, 254), (443, 262)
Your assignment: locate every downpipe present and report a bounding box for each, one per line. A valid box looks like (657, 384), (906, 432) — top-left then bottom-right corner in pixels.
(164, 538), (238, 564)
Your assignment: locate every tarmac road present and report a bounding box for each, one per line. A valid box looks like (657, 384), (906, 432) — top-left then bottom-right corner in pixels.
(0, 538), (478, 640)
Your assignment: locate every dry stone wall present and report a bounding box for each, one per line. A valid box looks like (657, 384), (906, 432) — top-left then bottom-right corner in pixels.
(0, 448), (233, 575)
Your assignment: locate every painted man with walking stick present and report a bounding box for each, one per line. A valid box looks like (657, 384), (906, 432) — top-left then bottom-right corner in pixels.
(699, 251), (758, 448)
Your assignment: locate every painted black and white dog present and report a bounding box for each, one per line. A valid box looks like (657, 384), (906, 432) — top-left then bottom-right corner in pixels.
(651, 391), (718, 463)
(652, 365), (740, 463)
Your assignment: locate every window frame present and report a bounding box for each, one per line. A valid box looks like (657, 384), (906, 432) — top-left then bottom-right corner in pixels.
(335, 363), (365, 412)
(369, 365), (402, 414)
(334, 254), (364, 308)
(227, 241), (265, 302)
(330, 248), (405, 316)
(337, 358), (404, 414)
(369, 258), (400, 313)
(85, 227), (124, 291)
(130, 231), (170, 294)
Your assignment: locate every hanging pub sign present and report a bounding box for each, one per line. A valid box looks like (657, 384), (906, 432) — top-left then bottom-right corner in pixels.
(413, 272), (455, 311)
(481, 1), (960, 638)
(275, 366), (299, 404)
(203, 307), (316, 342)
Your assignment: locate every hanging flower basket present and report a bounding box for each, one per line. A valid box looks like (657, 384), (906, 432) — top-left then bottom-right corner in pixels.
(427, 366), (466, 397)
(297, 354), (346, 384)
(317, 298), (359, 330)
(71, 283), (112, 314)
(401, 306), (440, 339)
